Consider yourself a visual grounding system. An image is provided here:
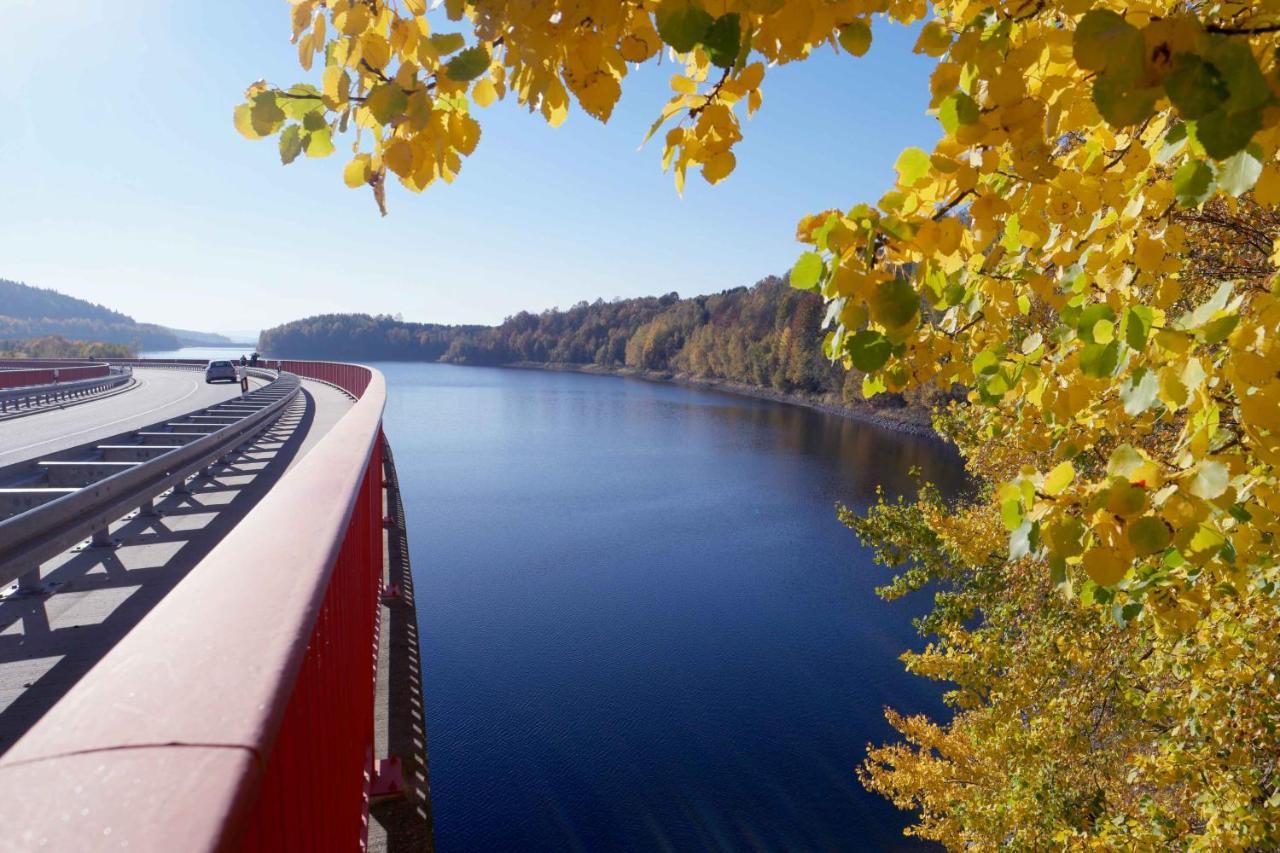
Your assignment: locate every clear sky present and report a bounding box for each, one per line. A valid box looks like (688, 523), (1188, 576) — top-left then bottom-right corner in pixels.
(0, 1), (938, 334)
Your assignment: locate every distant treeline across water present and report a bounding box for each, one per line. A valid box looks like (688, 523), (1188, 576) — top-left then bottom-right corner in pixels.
(260, 277), (949, 418)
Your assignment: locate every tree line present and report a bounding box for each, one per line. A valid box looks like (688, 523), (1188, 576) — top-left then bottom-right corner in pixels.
(259, 277), (950, 414)
(0, 336), (133, 360)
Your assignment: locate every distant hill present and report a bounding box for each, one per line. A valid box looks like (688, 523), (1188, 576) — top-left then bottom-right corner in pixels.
(259, 278), (954, 432)
(167, 327), (237, 346)
(0, 279), (233, 351)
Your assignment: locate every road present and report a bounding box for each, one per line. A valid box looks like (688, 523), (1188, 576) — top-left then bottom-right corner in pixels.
(0, 368), (257, 468)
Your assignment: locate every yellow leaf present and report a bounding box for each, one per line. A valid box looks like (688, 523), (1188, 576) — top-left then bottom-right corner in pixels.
(233, 103), (262, 140)
(1043, 461), (1075, 496)
(1255, 165), (1280, 206)
(384, 139), (414, 177)
(702, 150), (736, 185)
(343, 154), (372, 188)
(473, 76), (498, 108)
(670, 75), (698, 95)
(360, 32), (391, 70)
(1082, 548), (1128, 586)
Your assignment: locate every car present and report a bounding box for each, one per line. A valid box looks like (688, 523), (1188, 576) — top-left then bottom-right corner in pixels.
(205, 360), (237, 384)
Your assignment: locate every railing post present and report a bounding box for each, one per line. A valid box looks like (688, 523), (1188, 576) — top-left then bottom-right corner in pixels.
(13, 568), (49, 596)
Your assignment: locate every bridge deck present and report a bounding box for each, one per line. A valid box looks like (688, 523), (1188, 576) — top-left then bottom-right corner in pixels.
(0, 379), (353, 753)
(0, 368), (257, 468)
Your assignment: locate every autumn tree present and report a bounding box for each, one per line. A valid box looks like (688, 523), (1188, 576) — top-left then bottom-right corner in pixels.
(243, 0), (1280, 846)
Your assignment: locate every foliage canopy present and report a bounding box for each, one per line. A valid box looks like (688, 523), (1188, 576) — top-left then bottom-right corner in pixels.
(245, 0), (1280, 845)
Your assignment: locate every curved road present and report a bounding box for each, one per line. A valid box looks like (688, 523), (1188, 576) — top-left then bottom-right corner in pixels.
(0, 368), (258, 468)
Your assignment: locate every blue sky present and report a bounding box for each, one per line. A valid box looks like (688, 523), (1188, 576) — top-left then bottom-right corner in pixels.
(0, 1), (938, 334)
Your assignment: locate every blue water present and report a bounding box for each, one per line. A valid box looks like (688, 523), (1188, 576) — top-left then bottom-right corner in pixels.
(378, 363), (966, 852)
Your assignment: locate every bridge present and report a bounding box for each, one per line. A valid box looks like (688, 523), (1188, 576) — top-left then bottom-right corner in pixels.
(0, 358), (431, 851)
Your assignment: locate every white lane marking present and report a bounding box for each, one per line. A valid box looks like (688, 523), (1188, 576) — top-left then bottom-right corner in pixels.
(0, 372), (208, 457)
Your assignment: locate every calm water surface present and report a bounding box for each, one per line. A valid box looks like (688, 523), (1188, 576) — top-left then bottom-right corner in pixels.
(376, 362), (966, 852)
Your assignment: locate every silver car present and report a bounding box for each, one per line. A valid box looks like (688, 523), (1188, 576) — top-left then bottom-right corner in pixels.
(205, 360), (237, 384)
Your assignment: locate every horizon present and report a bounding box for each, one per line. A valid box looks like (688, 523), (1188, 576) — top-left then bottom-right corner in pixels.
(2, 1), (936, 332)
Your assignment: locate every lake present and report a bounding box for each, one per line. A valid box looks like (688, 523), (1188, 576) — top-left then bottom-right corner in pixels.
(376, 362), (966, 852)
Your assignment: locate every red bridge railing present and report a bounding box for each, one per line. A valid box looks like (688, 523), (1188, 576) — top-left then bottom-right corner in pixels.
(0, 360), (389, 850)
(0, 359), (110, 389)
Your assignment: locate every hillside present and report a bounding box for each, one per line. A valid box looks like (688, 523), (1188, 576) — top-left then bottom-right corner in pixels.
(0, 279), (236, 350)
(259, 278), (954, 433)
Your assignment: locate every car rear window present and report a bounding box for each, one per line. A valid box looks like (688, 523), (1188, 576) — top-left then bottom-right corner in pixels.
(210, 361), (232, 367)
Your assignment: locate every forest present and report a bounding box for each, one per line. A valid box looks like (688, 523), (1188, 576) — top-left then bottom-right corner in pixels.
(0, 279), (181, 350)
(259, 277), (950, 421)
(0, 336), (133, 360)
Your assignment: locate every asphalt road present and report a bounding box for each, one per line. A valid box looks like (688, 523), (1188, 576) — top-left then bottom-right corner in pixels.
(0, 368), (257, 468)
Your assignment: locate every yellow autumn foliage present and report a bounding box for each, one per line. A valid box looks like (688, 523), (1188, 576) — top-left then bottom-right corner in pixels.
(243, 0), (1280, 846)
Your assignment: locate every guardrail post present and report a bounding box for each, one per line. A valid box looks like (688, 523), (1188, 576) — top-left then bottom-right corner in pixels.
(13, 568), (49, 597)
(90, 528), (115, 549)
(139, 498), (159, 518)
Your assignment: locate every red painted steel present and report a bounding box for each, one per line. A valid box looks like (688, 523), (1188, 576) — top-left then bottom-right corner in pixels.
(0, 359), (388, 851)
(0, 361), (109, 389)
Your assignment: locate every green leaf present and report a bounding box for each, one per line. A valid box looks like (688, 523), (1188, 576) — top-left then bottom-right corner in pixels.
(1217, 145), (1263, 196)
(845, 330), (892, 372)
(1164, 52), (1228, 120)
(871, 278), (918, 328)
(1125, 305), (1154, 350)
(1093, 75), (1158, 127)
(895, 147), (931, 187)
(1203, 35), (1272, 114)
(938, 92), (980, 134)
(973, 349), (999, 376)
(249, 92), (286, 136)
(1155, 122), (1188, 164)
(838, 20), (872, 57)
(1189, 460), (1229, 500)
(445, 45), (490, 82)
(302, 110), (327, 132)
(303, 127), (334, 158)
(790, 252), (824, 291)
(1197, 106), (1262, 160)
(703, 13), (740, 69)
(429, 33), (466, 56)
(1120, 367), (1159, 415)
(1080, 340), (1121, 378)
(281, 85), (324, 120)
(1129, 516), (1172, 556)
(1173, 158), (1215, 207)
(1073, 9), (1144, 83)
(655, 0), (713, 53)
(278, 124), (303, 164)
(1202, 313), (1240, 344)
(1075, 303), (1116, 343)
(366, 83), (408, 125)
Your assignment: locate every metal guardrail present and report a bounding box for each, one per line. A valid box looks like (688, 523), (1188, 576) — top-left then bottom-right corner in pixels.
(0, 369), (300, 591)
(0, 359), (389, 850)
(0, 366), (133, 416)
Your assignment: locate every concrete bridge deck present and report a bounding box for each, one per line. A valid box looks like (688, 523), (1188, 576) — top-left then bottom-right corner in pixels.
(0, 368), (259, 468)
(0, 375), (354, 753)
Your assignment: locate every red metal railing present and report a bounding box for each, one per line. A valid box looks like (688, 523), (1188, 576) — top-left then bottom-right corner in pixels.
(0, 360), (388, 850)
(0, 360), (109, 389)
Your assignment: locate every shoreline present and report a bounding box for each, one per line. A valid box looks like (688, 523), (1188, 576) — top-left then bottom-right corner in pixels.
(499, 361), (944, 440)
